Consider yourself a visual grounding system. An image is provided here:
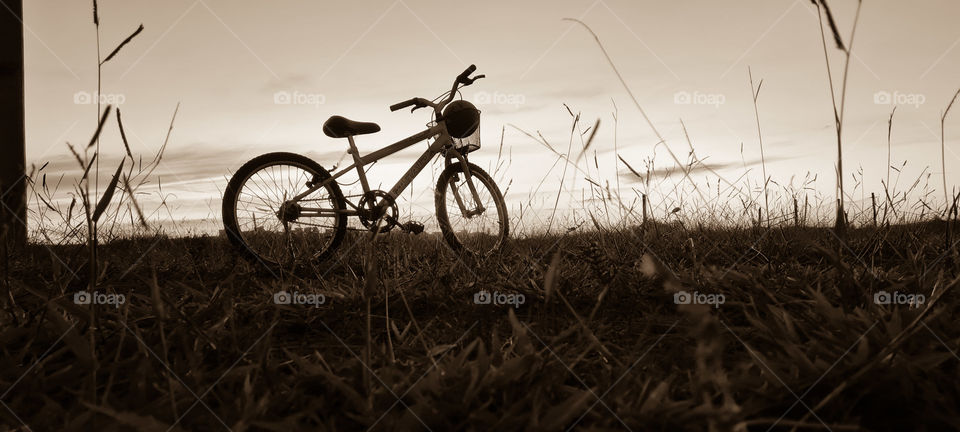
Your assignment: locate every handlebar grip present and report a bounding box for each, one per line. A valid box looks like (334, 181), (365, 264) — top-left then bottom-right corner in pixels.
(390, 98), (416, 112)
(457, 64), (477, 82)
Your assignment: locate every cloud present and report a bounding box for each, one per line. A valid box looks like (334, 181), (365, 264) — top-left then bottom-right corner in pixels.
(29, 144), (346, 191)
(618, 155), (791, 183)
(261, 73), (315, 93)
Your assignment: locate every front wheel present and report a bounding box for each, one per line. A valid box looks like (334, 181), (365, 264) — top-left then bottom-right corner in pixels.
(435, 162), (508, 257)
(222, 152), (347, 270)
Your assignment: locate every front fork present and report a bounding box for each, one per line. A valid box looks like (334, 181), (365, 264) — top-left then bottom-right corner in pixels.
(444, 150), (485, 218)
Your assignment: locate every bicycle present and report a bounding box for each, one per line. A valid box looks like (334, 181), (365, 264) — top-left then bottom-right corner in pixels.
(222, 65), (508, 269)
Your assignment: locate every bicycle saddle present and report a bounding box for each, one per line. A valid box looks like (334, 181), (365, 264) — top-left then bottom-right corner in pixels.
(322, 115), (381, 138)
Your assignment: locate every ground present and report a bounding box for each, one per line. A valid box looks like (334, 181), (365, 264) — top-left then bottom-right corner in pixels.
(1, 222), (958, 431)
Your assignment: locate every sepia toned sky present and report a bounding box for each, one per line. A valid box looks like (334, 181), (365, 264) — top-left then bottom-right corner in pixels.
(23, 0), (960, 233)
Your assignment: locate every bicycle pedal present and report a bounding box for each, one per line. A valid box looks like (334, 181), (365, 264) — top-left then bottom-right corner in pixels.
(402, 221), (424, 234)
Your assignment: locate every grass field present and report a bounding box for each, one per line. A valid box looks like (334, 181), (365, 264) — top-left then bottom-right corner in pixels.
(9, 0), (960, 430)
(2, 221), (958, 431)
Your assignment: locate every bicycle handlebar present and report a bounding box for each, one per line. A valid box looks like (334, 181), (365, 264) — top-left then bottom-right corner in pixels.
(389, 98), (417, 112)
(456, 64), (477, 83)
(390, 97), (433, 112)
(390, 65), (484, 113)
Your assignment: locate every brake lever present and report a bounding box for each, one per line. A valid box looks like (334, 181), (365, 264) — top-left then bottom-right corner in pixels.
(463, 74), (487, 86)
(409, 98), (427, 112)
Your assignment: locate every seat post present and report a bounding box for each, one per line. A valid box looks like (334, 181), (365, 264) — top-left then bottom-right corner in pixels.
(347, 135), (371, 193)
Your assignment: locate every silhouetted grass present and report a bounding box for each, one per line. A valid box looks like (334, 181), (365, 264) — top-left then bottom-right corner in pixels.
(2, 222), (959, 431)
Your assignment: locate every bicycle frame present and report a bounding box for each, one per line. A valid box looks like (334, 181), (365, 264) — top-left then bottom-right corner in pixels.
(290, 123), (483, 218)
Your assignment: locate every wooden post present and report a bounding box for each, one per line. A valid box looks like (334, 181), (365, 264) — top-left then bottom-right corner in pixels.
(948, 189), (959, 253)
(954, 191), (959, 221)
(882, 194), (889, 227)
(947, 206), (953, 254)
(835, 199), (847, 237)
(793, 197), (799, 227)
(641, 193), (647, 226)
(0, 0), (27, 248)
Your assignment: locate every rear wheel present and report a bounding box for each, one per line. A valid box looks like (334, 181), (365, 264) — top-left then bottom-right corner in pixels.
(222, 152), (347, 270)
(435, 162), (508, 257)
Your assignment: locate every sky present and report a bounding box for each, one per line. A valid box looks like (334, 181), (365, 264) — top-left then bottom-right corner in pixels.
(22, 0), (960, 235)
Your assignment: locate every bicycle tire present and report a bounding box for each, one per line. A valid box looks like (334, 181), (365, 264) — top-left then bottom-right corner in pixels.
(435, 162), (508, 258)
(222, 152), (347, 270)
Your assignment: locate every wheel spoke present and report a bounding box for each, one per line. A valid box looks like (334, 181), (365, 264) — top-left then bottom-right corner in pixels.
(230, 158), (344, 266)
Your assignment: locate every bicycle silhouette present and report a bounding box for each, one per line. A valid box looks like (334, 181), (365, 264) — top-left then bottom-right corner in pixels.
(222, 65), (508, 269)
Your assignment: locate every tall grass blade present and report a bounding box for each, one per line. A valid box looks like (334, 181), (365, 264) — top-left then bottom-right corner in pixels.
(81, 153), (98, 181)
(618, 155), (643, 181)
(87, 106), (112, 149)
(92, 160), (124, 223)
(941, 88), (960, 212)
(117, 109), (133, 159)
(575, 119), (600, 164)
(100, 24), (144, 65)
(813, 0), (847, 51)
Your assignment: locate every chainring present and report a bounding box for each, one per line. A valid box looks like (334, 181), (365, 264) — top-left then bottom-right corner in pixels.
(358, 190), (399, 232)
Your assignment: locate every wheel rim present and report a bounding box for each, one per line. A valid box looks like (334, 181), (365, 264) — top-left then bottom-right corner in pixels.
(441, 171), (505, 256)
(232, 161), (340, 265)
